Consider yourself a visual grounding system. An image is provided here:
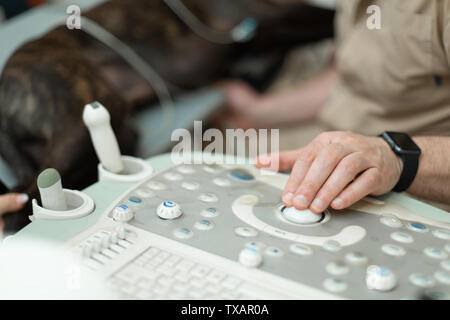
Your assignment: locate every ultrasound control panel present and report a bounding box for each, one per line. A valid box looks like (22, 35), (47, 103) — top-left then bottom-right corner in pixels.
(66, 163), (450, 300)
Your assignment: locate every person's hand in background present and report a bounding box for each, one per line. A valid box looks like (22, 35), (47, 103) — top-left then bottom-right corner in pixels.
(0, 193), (29, 236)
(217, 65), (338, 129)
(256, 132), (403, 214)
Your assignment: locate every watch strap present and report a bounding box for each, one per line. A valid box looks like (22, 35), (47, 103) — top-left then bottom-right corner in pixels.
(393, 153), (419, 192)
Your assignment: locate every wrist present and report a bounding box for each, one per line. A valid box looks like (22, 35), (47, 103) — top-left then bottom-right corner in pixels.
(377, 137), (403, 187)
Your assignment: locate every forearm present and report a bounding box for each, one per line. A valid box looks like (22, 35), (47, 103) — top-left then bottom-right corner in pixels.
(407, 137), (450, 204)
(256, 64), (337, 126)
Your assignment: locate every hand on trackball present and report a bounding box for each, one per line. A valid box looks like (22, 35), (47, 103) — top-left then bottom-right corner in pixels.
(256, 132), (403, 213)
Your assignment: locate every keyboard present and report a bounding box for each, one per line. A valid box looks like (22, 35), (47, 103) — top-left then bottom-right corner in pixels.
(65, 163), (450, 300)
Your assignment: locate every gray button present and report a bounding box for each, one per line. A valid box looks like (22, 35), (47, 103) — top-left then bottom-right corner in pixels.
(177, 165), (195, 174)
(200, 208), (221, 218)
(382, 244), (406, 257)
(406, 222), (429, 233)
(198, 193), (219, 203)
(213, 178), (231, 187)
(163, 172), (183, 181)
(424, 247), (448, 260)
(391, 232), (414, 244)
(194, 220), (215, 231)
(235, 227), (258, 238)
(134, 188), (155, 198)
(432, 229), (450, 240)
(441, 260), (450, 271)
(380, 215), (402, 228)
(345, 252), (369, 266)
(182, 181), (199, 190)
(434, 271), (450, 285)
(323, 240), (341, 252)
(264, 246), (284, 257)
(173, 228), (194, 239)
(147, 181), (167, 190)
(290, 243), (314, 256)
(326, 260), (350, 276)
(409, 273), (435, 288)
(323, 278), (348, 293)
(246, 241), (267, 251)
(203, 165), (222, 174)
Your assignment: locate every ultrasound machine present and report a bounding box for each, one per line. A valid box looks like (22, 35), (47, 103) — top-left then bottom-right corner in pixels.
(3, 102), (450, 300)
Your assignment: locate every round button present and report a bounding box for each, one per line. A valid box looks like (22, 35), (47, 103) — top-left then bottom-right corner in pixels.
(424, 247), (448, 260)
(127, 197), (143, 206)
(345, 252), (369, 266)
(382, 244), (406, 257)
(246, 241), (266, 251)
(366, 265), (398, 292)
(434, 271), (450, 285)
(112, 204), (134, 222)
(326, 260), (350, 276)
(282, 206), (323, 224)
(290, 243), (314, 256)
(239, 247), (263, 268)
(213, 178), (231, 187)
(163, 172), (183, 181)
(406, 222), (429, 233)
(173, 228), (194, 239)
(380, 215), (402, 228)
(235, 226), (258, 238)
(156, 201), (183, 220)
(264, 246), (284, 257)
(441, 260), (450, 271)
(323, 240), (341, 252)
(323, 278), (348, 293)
(182, 181), (199, 191)
(432, 229), (450, 240)
(134, 188), (155, 198)
(229, 169), (255, 181)
(203, 165), (222, 174)
(194, 220), (215, 231)
(200, 208), (220, 218)
(409, 273), (435, 288)
(147, 181), (167, 190)
(177, 165), (195, 174)
(198, 193), (219, 203)
(391, 232), (414, 244)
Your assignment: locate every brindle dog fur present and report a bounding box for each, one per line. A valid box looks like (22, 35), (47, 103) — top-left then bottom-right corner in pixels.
(0, 0), (334, 231)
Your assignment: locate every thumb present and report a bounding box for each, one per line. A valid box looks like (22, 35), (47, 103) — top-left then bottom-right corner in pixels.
(256, 149), (302, 172)
(0, 194), (29, 215)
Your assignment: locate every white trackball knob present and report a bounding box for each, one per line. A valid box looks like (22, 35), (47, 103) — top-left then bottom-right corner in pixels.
(112, 204), (134, 222)
(156, 201), (183, 220)
(282, 206), (323, 224)
(366, 265), (398, 292)
(239, 247), (263, 268)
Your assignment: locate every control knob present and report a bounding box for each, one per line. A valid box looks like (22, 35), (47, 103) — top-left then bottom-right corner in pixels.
(112, 204), (134, 222)
(366, 265), (398, 292)
(157, 201), (183, 220)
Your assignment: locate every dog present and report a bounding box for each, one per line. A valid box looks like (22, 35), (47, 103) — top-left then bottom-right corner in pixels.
(0, 0), (334, 232)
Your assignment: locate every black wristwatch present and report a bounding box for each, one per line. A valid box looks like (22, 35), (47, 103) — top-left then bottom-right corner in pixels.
(379, 132), (422, 192)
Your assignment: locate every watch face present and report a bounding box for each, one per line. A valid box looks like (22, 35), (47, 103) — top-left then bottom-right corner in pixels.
(383, 132), (421, 155)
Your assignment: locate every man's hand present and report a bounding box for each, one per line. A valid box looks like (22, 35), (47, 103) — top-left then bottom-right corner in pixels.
(0, 193), (29, 234)
(256, 132), (403, 213)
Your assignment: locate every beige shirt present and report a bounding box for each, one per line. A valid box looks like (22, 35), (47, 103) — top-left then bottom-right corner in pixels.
(320, 0), (450, 136)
